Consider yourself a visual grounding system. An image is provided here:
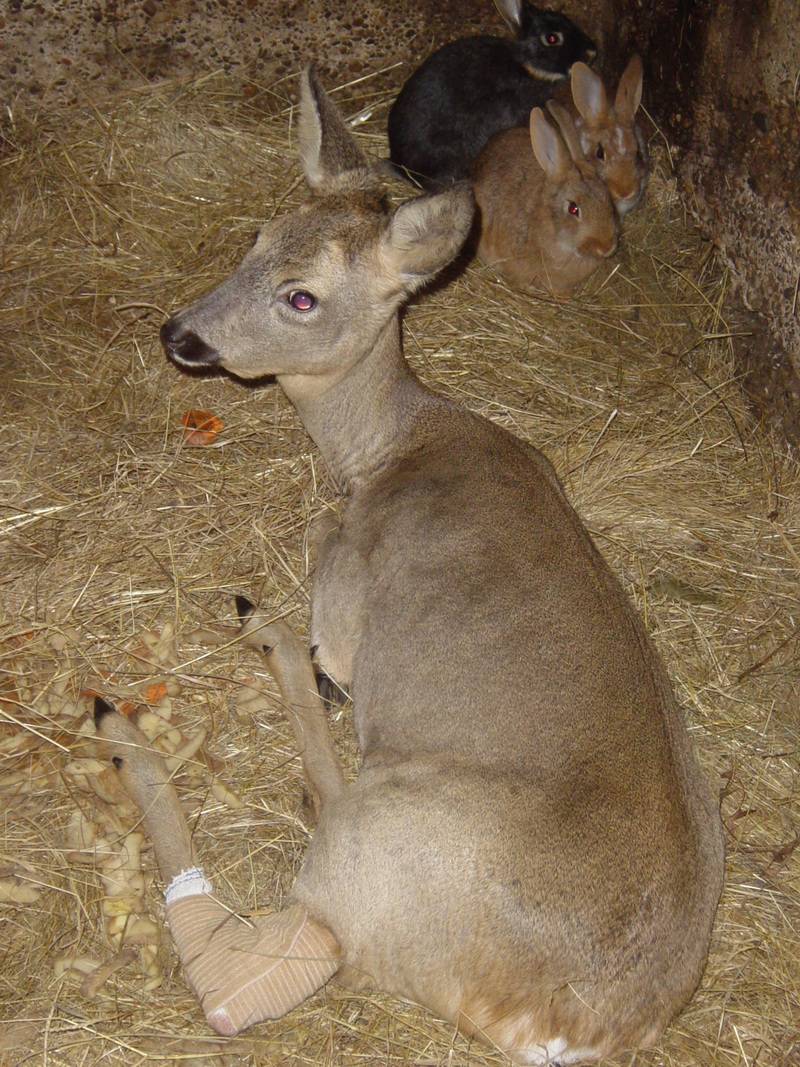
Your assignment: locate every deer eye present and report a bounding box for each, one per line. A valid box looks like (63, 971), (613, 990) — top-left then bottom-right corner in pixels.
(595, 144), (605, 161)
(568, 201), (580, 217)
(287, 290), (316, 312)
(542, 30), (564, 46)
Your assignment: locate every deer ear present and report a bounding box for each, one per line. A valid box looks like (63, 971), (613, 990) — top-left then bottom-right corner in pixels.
(298, 67), (376, 194)
(380, 184), (474, 290)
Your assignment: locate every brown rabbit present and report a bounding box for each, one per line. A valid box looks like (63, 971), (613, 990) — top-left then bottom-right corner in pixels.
(559, 55), (649, 217)
(472, 103), (619, 297)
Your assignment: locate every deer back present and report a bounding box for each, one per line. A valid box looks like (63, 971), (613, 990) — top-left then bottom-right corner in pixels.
(160, 68), (723, 1065)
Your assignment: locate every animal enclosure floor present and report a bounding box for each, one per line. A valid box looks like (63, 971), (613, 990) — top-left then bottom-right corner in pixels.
(1, 72), (799, 1067)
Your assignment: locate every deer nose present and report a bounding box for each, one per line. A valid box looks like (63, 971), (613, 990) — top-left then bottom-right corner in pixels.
(160, 318), (220, 367)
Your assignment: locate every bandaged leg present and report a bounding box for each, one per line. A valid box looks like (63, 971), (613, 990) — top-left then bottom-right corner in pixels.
(165, 867), (342, 1036)
(94, 698), (342, 1036)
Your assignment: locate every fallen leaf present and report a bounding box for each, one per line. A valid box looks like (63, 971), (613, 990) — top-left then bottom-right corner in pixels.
(143, 682), (168, 704)
(181, 409), (222, 445)
(0, 876), (41, 904)
(771, 835), (800, 866)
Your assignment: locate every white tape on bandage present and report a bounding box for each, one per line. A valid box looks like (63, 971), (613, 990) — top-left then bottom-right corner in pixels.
(165, 866), (213, 905)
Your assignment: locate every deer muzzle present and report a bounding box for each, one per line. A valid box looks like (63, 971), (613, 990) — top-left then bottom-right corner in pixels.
(160, 318), (221, 367)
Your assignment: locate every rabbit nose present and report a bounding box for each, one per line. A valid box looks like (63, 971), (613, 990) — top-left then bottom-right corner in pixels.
(603, 232), (619, 258)
(609, 181), (637, 207)
(582, 232), (618, 259)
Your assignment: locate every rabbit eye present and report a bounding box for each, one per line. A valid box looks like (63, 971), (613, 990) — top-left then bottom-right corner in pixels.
(288, 290), (316, 312)
(595, 144), (605, 161)
(542, 30), (564, 46)
(568, 201), (580, 217)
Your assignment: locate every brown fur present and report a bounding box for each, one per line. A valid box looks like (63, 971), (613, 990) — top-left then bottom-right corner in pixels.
(472, 105), (619, 298)
(93, 698), (196, 883)
(149, 68), (724, 1065)
(557, 55), (650, 218)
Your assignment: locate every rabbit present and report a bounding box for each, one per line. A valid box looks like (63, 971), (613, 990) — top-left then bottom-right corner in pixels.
(387, 0), (596, 190)
(472, 102), (619, 298)
(554, 54), (649, 217)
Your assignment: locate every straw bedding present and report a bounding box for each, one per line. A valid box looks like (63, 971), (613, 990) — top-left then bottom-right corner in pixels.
(1, 74), (798, 1067)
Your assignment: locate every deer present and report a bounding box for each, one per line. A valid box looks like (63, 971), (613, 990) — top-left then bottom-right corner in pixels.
(93, 68), (724, 1066)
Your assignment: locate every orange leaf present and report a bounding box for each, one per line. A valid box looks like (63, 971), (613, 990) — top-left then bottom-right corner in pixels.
(181, 410), (222, 446)
(4, 631), (35, 648)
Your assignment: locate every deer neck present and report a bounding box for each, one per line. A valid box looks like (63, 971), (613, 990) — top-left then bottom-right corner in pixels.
(279, 318), (437, 496)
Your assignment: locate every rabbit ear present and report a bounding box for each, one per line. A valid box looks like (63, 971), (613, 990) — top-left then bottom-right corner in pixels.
(529, 108), (570, 179)
(494, 0), (524, 33)
(298, 66), (376, 194)
(570, 62), (610, 124)
(545, 101), (586, 166)
(615, 54), (644, 121)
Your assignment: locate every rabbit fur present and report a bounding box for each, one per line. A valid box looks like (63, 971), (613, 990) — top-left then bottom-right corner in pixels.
(388, 0), (596, 190)
(472, 103), (619, 298)
(556, 54), (649, 218)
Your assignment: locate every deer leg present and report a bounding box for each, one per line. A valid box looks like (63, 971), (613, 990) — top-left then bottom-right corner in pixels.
(306, 510), (352, 709)
(307, 506), (341, 571)
(315, 669), (350, 712)
(164, 891), (341, 1036)
(190, 598), (347, 817)
(94, 698), (341, 1036)
(234, 597), (346, 817)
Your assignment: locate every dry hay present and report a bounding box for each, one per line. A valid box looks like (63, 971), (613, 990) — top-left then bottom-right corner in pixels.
(1, 70), (798, 1067)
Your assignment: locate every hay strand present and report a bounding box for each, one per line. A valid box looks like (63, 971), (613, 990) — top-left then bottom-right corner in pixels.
(1, 74), (798, 1066)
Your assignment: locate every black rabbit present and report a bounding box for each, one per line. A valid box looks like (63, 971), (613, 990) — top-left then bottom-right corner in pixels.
(388, 0), (596, 189)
